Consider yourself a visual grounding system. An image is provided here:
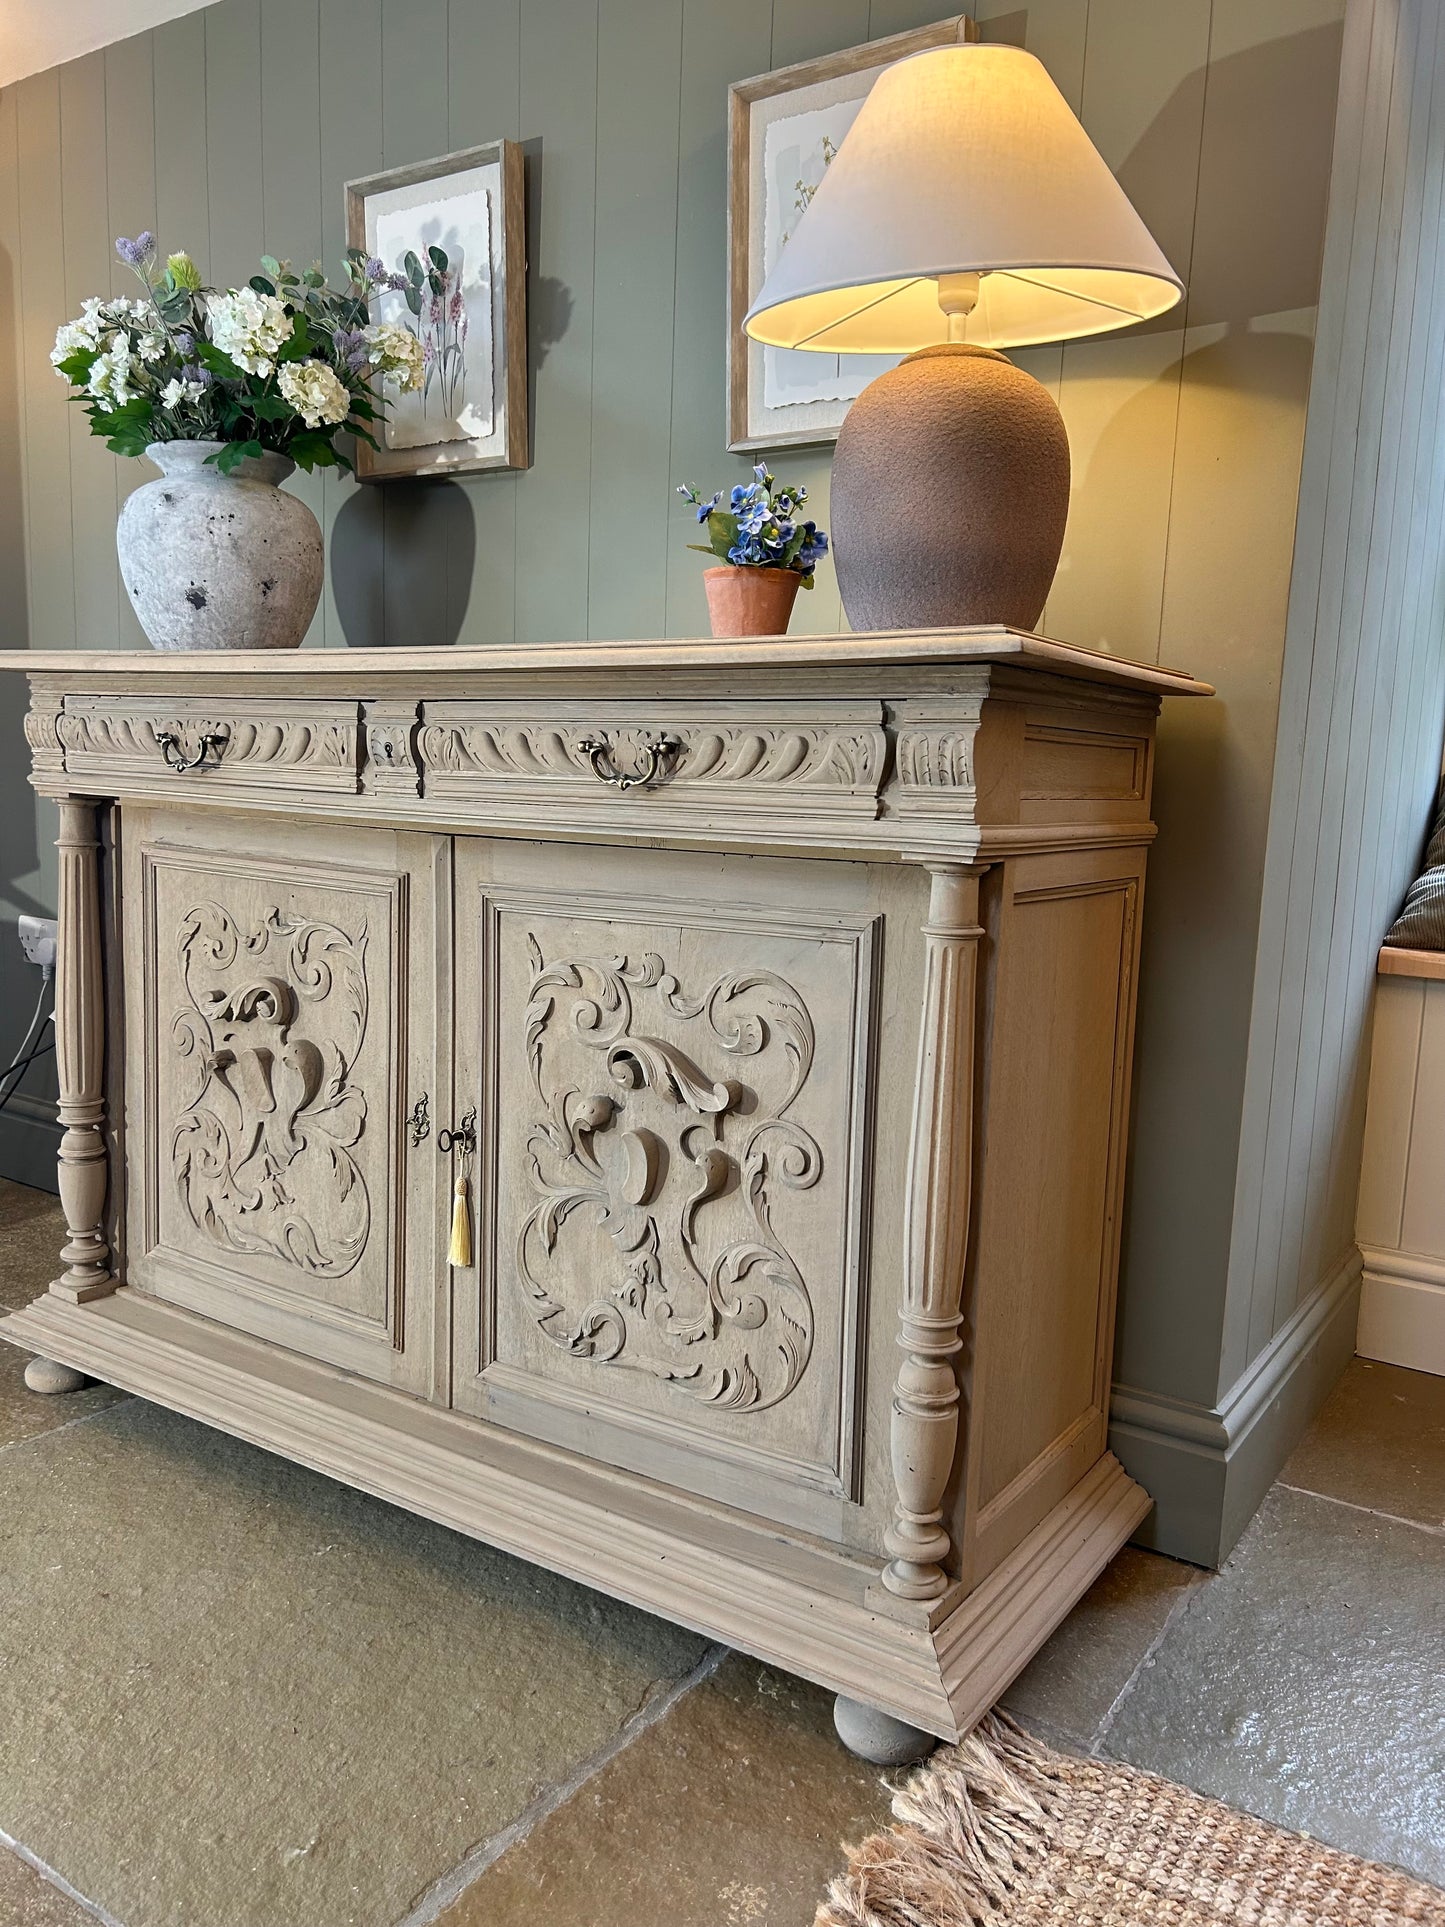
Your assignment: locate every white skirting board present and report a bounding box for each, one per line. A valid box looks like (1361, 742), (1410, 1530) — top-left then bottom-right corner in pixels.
(1355, 968), (1445, 1379)
(1357, 1246), (1445, 1377)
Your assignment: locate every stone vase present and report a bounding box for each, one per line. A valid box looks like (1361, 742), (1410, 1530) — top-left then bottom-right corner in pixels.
(702, 565), (802, 639)
(831, 345), (1072, 633)
(117, 440), (323, 652)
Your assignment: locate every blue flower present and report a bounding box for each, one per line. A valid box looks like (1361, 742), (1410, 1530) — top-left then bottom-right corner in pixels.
(695, 500), (714, 523)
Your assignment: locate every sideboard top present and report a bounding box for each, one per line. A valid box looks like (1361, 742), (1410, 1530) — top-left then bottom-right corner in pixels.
(0, 627), (1214, 698)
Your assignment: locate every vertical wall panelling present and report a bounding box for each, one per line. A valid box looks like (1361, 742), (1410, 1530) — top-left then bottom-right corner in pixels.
(1115, 0), (1346, 1418)
(60, 54), (119, 655)
(104, 32), (157, 649)
(1044, 0), (1210, 660)
(1114, 0), (1445, 1560)
(585, 0), (682, 641)
(378, 0), (450, 649)
(204, 3), (263, 284)
(447, 0), (521, 646)
(662, 0), (771, 638)
(16, 73), (75, 654)
(152, 14), (211, 285)
(1228, 0), (1445, 1387)
(261, 0), (326, 649)
(318, 0), (383, 650)
(513, 0), (599, 644)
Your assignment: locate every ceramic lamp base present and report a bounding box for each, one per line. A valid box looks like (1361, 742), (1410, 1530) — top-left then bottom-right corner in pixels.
(831, 344), (1071, 633)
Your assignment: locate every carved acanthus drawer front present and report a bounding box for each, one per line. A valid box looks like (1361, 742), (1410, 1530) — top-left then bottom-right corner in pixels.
(60, 695), (360, 797)
(417, 699), (888, 843)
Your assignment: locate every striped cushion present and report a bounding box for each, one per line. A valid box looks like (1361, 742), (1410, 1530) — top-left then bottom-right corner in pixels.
(1384, 779), (1445, 950)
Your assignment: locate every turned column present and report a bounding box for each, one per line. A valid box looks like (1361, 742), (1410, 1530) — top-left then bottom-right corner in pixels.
(883, 863), (983, 1601)
(50, 796), (113, 1303)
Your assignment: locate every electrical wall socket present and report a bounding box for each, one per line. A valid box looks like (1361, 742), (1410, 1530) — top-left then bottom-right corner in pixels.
(18, 916), (57, 971)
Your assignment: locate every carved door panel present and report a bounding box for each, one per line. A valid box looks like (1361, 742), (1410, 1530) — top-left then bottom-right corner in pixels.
(453, 837), (881, 1532)
(122, 806), (445, 1396)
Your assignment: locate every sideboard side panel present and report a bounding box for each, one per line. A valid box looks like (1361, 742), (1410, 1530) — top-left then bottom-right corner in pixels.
(958, 840), (1148, 1585)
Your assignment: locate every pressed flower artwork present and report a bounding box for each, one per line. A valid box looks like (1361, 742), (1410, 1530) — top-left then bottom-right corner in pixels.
(345, 141), (529, 478)
(727, 13), (977, 452)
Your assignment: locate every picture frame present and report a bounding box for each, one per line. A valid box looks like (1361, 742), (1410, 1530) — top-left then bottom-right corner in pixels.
(345, 140), (528, 481)
(727, 14), (977, 454)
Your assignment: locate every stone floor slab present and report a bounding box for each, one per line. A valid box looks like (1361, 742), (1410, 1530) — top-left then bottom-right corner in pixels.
(0, 1180), (125, 1446)
(434, 1653), (893, 1927)
(0, 1399), (707, 1927)
(1102, 1484), (1445, 1882)
(0, 1844), (100, 1927)
(1281, 1356), (1445, 1527)
(1001, 1545), (1202, 1750)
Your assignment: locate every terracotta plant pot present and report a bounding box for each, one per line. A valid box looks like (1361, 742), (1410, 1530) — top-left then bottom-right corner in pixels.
(702, 565), (801, 639)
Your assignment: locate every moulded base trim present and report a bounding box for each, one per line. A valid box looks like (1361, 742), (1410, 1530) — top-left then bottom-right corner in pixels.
(1108, 1247), (1362, 1567)
(0, 1286), (1148, 1742)
(1358, 1245), (1445, 1377)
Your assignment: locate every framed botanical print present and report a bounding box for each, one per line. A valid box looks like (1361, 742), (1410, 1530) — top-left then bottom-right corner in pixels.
(345, 140), (528, 480)
(727, 14), (977, 453)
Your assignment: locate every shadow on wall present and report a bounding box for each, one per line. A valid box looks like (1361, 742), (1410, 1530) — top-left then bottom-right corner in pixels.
(331, 478), (476, 648)
(983, 15), (1343, 329)
(0, 239), (42, 918)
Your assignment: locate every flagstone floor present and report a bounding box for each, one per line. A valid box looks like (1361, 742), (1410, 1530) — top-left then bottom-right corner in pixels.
(0, 1178), (1439, 1927)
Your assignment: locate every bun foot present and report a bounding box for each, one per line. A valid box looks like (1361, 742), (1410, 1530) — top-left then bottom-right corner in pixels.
(23, 1355), (90, 1395)
(833, 1694), (938, 1766)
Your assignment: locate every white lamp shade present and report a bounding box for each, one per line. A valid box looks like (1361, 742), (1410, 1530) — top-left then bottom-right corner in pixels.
(743, 44), (1184, 354)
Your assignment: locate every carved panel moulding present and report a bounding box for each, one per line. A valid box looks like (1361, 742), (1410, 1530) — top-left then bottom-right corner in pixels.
(170, 902), (372, 1277)
(59, 696), (361, 794)
(361, 700), (423, 798)
(24, 687), (66, 780)
(515, 936), (825, 1414)
(416, 700), (889, 810)
(890, 693), (994, 820)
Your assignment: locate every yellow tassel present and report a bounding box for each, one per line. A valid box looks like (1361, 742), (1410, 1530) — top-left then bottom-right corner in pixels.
(448, 1170), (472, 1268)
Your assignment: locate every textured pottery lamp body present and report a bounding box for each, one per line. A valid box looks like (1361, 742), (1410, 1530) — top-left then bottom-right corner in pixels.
(742, 44), (1183, 632)
(832, 345), (1070, 631)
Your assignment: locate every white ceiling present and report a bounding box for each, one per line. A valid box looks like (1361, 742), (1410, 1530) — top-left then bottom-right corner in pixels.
(0, 0), (215, 90)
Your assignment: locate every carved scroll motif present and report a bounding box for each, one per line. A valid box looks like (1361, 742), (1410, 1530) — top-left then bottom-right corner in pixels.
(170, 903), (371, 1277)
(518, 937), (822, 1413)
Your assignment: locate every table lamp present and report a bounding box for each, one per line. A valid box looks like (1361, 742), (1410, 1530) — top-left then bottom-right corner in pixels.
(743, 44), (1184, 632)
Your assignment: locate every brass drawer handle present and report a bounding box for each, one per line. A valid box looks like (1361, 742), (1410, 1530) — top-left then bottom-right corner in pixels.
(576, 733), (680, 791)
(156, 727), (230, 774)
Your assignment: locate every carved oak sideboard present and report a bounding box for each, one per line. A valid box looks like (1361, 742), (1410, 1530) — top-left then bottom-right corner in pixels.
(0, 629), (1209, 1757)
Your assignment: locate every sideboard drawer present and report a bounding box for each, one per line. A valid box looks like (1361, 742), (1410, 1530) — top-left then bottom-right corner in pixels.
(60, 694), (360, 797)
(417, 698), (887, 842)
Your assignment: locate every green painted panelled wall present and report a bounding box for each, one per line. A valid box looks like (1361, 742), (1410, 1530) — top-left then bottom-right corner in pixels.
(0, 0), (1360, 1560)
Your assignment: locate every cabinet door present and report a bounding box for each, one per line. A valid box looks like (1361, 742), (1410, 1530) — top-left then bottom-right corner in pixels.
(122, 806), (445, 1397)
(452, 837), (881, 1532)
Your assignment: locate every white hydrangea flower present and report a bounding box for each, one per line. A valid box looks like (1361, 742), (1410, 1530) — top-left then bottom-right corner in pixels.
(277, 358), (350, 429)
(206, 287), (292, 376)
(51, 319), (97, 368)
(160, 375), (206, 409)
(136, 331), (167, 364)
(87, 345), (135, 406)
(363, 321), (424, 393)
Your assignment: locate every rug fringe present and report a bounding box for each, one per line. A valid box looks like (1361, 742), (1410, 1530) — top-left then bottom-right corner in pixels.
(816, 1713), (1070, 1927)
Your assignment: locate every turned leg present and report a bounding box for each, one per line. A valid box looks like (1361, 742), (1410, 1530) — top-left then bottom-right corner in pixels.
(833, 1695), (939, 1766)
(883, 865), (983, 1600)
(23, 1356), (90, 1394)
(50, 796), (114, 1303)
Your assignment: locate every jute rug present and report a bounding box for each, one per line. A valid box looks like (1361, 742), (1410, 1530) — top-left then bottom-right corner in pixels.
(817, 1714), (1445, 1926)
